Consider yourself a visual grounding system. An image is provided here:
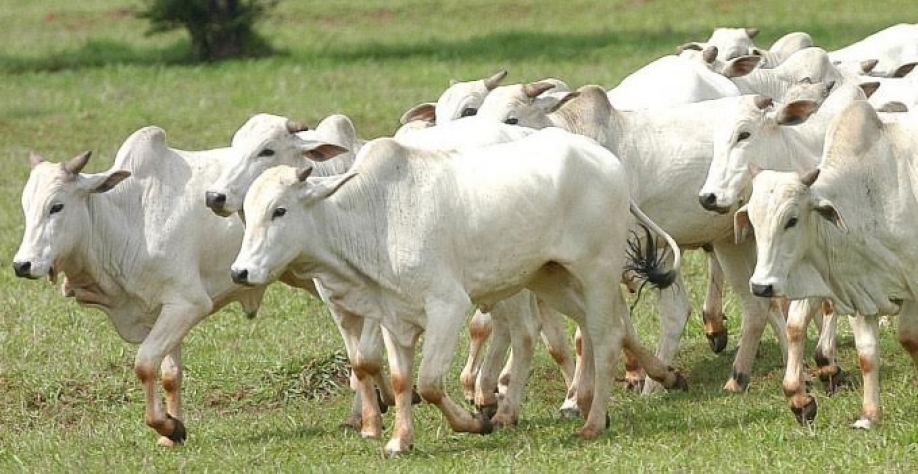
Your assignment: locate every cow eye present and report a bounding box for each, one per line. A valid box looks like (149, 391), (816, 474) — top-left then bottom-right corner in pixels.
(271, 207), (287, 219)
(259, 149), (276, 157)
(737, 131), (751, 141)
(49, 203), (64, 215)
(505, 118), (519, 125)
(461, 107), (477, 117)
(784, 217), (798, 229)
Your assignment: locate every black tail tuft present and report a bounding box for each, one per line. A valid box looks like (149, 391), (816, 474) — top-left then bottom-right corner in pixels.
(624, 224), (677, 295)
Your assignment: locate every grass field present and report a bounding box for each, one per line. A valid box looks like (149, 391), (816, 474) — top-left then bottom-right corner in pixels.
(3, 0), (918, 472)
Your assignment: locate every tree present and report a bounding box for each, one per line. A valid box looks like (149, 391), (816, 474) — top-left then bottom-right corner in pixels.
(137, 0), (277, 61)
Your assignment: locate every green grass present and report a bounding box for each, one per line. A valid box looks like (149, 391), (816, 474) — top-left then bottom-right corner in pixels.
(3, 0), (918, 471)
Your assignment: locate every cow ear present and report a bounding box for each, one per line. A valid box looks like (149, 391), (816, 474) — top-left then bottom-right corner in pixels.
(891, 62), (917, 78)
(859, 81), (880, 98)
(814, 198), (846, 230)
(675, 42), (705, 54)
(80, 170), (131, 194)
(734, 205), (752, 244)
(547, 91), (581, 113)
(303, 171), (358, 201)
(776, 99), (818, 126)
(300, 141), (349, 162)
(722, 55), (761, 78)
(400, 103), (436, 126)
(860, 59), (879, 74)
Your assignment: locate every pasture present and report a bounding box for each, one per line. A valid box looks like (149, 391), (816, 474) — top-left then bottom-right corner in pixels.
(2, 0), (918, 471)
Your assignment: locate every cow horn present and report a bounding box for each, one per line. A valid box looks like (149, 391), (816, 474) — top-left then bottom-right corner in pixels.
(484, 69), (508, 90)
(523, 81), (555, 98)
(29, 151), (46, 169)
(286, 120), (310, 134)
(799, 168), (820, 187)
(745, 27), (760, 39)
(296, 165), (314, 182)
(702, 46), (718, 64)
(64, 151), (92, 175)
(753, 95), (773, 110)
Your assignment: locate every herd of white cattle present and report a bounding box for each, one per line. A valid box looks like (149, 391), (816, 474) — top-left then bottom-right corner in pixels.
(11, 23), (918, 455)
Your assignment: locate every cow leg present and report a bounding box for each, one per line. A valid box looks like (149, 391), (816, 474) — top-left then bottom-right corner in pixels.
(814, 300), (847, 394)
(417, 296), (492, 436)
(898, 302), (918, 382)
(474, 309), (510, 417)
(535, 298), (575, 390)
(135, 303), (206, 446)
(701, 244), (729, 353)
(849, 312), (881, 429)
(460, 310), (492, 404)
(382, 327), (419, 457)
(713, 238), (780, 392)
(158, 347), (183, 447)
(490, 292), (538, 427)
(642, 270), (691, 394)
(619, 296), (688, 391)
(352, 320), (388, 439)
(558, 326), (584, 417)
(783, 298), (820, 425)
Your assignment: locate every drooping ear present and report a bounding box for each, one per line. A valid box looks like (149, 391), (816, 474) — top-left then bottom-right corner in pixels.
(299, 140), (349, 162)
(734, 205), (752, 244)
(523, 81), (555, 99)
(814, 198), (846, 230)
(750, 47), (769, 66)
(302, 171), (358, 201)
(29, 151), (46, 169)
(79, 170), (131, 194)
(722, 55), (761, 78)
(399, 103), (436, 126)
(877, 101), (909, 113)
(745, 27), (760, 39)
(891, 62), (917, 78)
(859, 81), (880, 98)
(776, 99), (818, 126)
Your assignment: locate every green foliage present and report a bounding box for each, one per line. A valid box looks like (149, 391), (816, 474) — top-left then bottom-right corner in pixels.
(136, 0), (277, 61)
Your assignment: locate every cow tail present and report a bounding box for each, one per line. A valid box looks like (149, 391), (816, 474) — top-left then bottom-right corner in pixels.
(624, 200), (682, 293)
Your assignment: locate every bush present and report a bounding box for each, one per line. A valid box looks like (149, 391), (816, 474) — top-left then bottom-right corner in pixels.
(137, 0), (277, 61)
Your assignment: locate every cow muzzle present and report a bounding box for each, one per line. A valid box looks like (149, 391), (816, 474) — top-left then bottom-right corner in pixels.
(205, 191), (230, 216)
(698, 193), (730, 214)
(231, 267), (251, 286)
(750, 282), (775, 298)
(13, 261), (36, 279)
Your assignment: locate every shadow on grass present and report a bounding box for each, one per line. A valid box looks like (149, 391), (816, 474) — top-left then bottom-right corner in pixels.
(0, 27), (694, 75)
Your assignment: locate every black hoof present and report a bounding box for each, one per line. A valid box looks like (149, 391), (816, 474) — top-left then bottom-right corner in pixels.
(706, 330), (728, 354)
(821, 368), (849, 396)
(376, 389), (389, 414)
(791, 398), (818, 425)
(165, 414), (187, 444)
(411, 386), (422, 405)
(669, 370), (689, 392)
(625, 378), (644, 393)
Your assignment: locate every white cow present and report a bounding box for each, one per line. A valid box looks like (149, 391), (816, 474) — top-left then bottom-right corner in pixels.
(736, 100), (918, 429)
(750, 31), (815, 68)
(12, 134), (267, 447)
(829, 23), (918, 78)
(477, 83), (790, 393)
(230, 127), (687, 455)
(207, 113), (554, 437)
(698, 79), (871, 392)
(729, 47), (853, 101)
(398, 69), (509, 128)
(607, 46), (760, 110)
(690, 27), (761, 62)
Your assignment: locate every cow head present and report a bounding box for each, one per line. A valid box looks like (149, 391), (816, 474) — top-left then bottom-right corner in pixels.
(475, 81), (560, 128)
(736, 168), (844, 298)
(13, 151), (130, 280)
(230, 164), (357, 286)
(206, 113), (348, 217)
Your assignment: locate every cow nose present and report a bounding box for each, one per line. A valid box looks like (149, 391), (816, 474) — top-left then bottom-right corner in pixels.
(231, 268), (249, 285)
(205, 191), (227, 211)
(13, 261), (31, 278)
(699, 193), (718, 211)
(750, 283), (774, 297)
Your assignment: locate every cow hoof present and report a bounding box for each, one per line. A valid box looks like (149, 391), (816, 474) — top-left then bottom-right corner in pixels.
(723, 370), (750, 393)
(165, 414), (187, 444)
(821, 368), (849, 395)
(625, 377), (644, 393)
(669, 370), (689, 392)
(478, 411), (494, 434)
(574, 425), (602, 439)
(157, 436), (176, 447)
(492, 413), (518, 428)
(791, 398), (817, 425)
(339, 414), (362, 431)
(384, 439), (413, 457)
(851, 417), (873, 430)
(558, 405), (581, 419)
(706, 330), (728, 354)
(411, 386), (422, 405)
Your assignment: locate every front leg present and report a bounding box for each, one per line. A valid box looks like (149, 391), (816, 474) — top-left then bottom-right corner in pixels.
(849, 312), (881, 429)
(158, 347), (183, 447)
(783, 299), (819, 425)
(382, 328), (419, 457)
